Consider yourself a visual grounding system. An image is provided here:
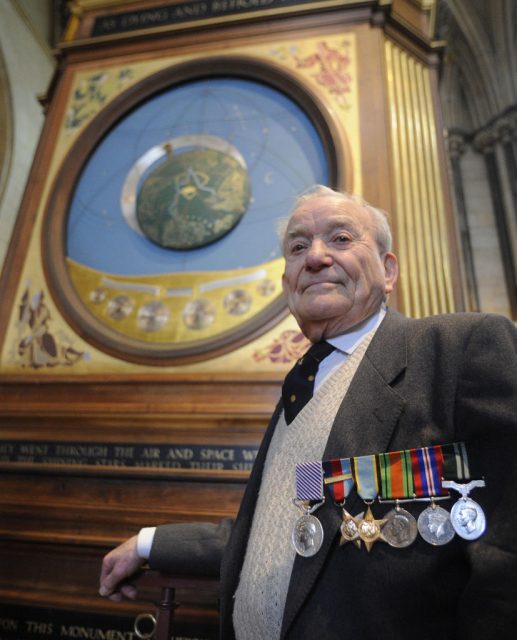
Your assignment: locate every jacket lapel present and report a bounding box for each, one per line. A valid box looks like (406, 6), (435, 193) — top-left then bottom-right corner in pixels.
(280, 309), (409, 638)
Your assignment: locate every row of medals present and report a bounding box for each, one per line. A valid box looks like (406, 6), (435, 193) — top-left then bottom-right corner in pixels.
(292, 480), (486, 557)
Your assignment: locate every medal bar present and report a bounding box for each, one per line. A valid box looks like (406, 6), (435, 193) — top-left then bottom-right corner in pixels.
(292, 461), (325, 557)
(294, 442), (486, 555)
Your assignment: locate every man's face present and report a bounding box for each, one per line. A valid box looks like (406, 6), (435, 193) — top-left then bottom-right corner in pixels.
(282, 195), (398, 341)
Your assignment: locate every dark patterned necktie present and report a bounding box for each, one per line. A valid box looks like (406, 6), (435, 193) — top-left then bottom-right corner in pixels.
(282, 341), (335, 424)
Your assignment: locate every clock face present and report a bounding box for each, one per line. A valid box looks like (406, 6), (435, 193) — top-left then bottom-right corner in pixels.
(43, 60), (342, 364)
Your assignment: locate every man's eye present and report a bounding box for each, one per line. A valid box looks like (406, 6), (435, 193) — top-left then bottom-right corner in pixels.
(290, 243), (306, 254)
(335, 234), (351, 243)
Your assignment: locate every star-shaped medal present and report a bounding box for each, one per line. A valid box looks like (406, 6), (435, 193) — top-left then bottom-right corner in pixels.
(355, 505), (388, 552)
(340, 510), (364, 549)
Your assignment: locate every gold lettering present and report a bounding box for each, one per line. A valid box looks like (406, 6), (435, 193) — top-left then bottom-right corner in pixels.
(138, 10), (169, 25)
(20, 444), (49, 455)
(212, 0), (274, 12)
(200, 447), (235, 461)
(99, 18), (117, 30)
(232, 462), (254, 471)
(138, 460), (182, 468)
(114, 446), (134, 459)
(120, 10), (169, 28)
(59, 625), (134, 640)
(189, 461), (224, 470)
(173, 2), (208, 18)
(0, 444), (15, 454)
(120, 15), (139, 28)
(0, 618), (18, 631)
(26, 621), (53, 635)
(166, 448), (193, 460)
(55, 445), (108, 458)
(41, 457), (87, 464)
(141, 447), (161, 459)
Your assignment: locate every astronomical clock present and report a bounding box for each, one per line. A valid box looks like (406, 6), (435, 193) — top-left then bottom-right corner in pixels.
(41, 60), (344, 366)
(0, 0), (461, 376)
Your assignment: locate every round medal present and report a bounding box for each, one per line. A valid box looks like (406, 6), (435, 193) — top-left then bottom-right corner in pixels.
(292, 514), (324, 557)
(382, 507), (418, 548)
(450, 498), (486, 540)
(417, 504), (455, 545)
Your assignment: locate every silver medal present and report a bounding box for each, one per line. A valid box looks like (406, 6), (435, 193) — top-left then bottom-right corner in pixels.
(382, 506), (418, 548)
(450, 497), (486, 540)
(417, 504), (455, 545)
(442, 479), (487, 541)
(292, 513), (324, 557)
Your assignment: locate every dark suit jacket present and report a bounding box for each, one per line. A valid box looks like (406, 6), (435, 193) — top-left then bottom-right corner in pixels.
(151, 310), (517, 640)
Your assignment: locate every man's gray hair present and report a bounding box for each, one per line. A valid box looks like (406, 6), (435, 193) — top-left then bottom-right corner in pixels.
(277, 185), (393, 255)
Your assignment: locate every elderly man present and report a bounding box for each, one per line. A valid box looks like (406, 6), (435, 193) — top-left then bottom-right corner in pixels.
(100, 186), (517, 639)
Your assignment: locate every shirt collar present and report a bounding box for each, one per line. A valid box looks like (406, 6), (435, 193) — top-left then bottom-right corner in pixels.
(326, 306), (386, 355)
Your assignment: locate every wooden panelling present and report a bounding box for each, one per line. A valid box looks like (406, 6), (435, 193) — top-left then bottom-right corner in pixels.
(0, 375), (274, 616)
(0, 541), (219, 623)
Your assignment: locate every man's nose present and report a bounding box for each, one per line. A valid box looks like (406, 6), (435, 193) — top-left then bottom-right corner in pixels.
(305, 240), (332, 269)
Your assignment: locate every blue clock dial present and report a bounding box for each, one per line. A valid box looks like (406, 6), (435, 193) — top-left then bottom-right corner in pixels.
(42, 63), (340, 363)
(66, 77), (329, 275)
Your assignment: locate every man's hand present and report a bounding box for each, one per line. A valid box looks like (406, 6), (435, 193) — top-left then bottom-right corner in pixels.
(99, 535), (144, 601)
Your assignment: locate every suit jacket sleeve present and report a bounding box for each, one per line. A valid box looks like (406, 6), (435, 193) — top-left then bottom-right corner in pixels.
(455, 314), (517, 638)
(148, 518), (234, 577)
(146, 403), (284, 586)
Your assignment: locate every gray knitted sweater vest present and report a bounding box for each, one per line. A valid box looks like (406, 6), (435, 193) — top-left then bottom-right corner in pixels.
(233, 330), (375, 639)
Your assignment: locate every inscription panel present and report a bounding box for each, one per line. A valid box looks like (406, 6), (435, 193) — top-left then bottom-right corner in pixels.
(0, 604), (217, 640)
(92, 0), (339, 37)
(0, 441), (259, 477)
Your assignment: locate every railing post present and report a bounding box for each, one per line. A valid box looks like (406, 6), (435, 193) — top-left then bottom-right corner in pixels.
(155, 586), (177, 640)
(133, 569), (218, 640)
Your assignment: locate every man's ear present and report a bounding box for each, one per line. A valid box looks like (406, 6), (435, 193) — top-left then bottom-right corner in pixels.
(383, 252), (398, 294)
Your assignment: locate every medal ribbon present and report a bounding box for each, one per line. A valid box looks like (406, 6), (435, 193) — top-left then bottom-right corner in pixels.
(442, 442), (471, 481)
(305, 442), (470, 502)
(295, 461), (324, 502)
(409, 445), (447, 497)
(352, 454), (379, 501)
(378, 449), (414, 499)
(322, 457), (354, 503)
